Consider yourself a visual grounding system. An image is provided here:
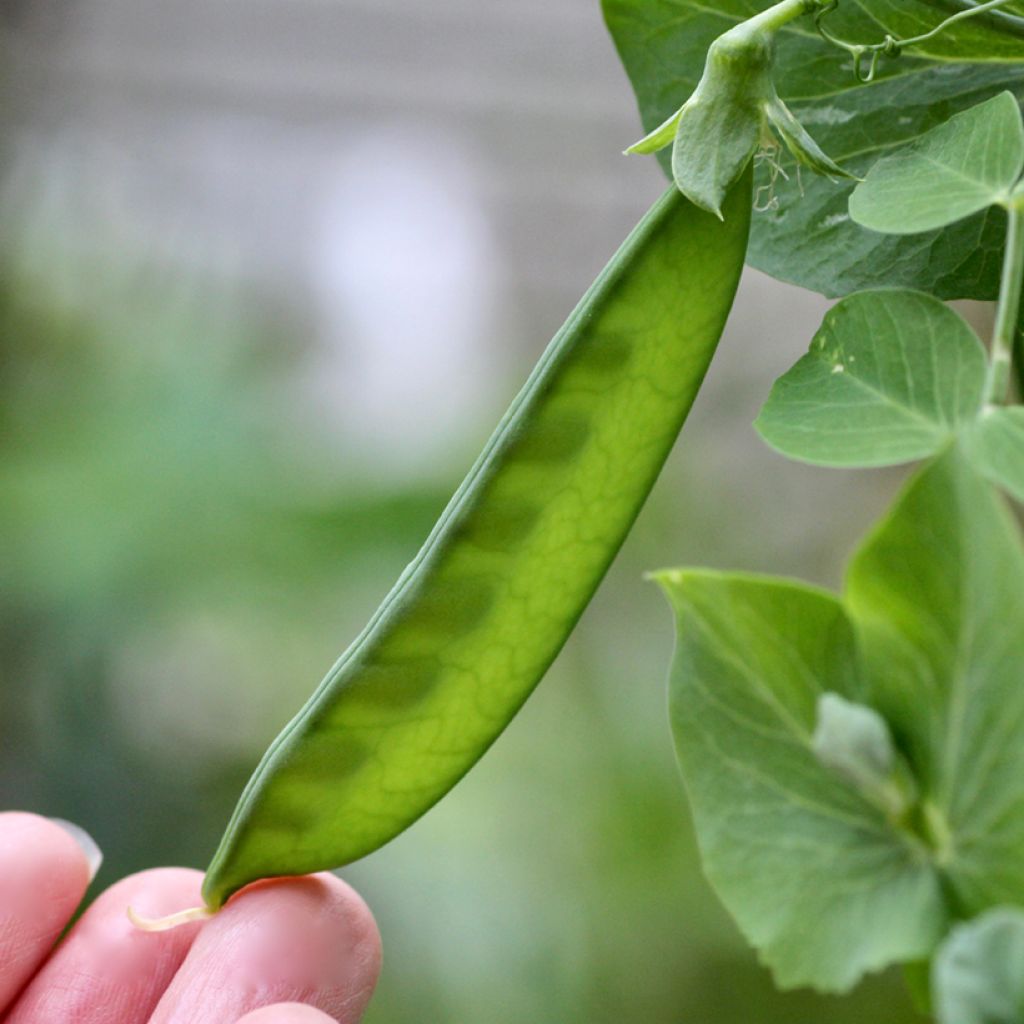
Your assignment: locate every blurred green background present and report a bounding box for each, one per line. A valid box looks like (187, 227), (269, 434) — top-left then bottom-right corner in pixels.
(1, 1), (932, 1020)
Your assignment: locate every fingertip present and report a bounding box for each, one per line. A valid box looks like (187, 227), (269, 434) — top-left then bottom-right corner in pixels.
(306, 874), (382, 986)
(5, 866), (207, 1023)
(150, 871), (381, 1024)
(0, 813), (100, 1012)
(0, 811), (95, 892)
(47, 818), (103, 881)
(227, 873), (382, 992)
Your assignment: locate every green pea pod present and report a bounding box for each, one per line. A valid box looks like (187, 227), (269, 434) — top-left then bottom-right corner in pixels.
(201, 172), (752, 910)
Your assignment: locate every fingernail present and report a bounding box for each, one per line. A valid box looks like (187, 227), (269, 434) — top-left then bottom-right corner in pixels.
(48, 818), (103, 882)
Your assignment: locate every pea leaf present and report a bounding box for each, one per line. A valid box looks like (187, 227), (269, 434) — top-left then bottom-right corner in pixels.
(849, 92), (1024, 235)
(658, 569), (947, 993)
(966, 406), (1024, 503)
(847, 453), (1024, 918)
(932, 908), (1024, 1024)
(602, 0), (1024, 298)
(659, 451), (1024, 992)
(754, 290), (987, 466)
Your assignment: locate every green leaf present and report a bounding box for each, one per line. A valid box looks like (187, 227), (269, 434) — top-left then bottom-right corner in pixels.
(659, 451), (1024, 992)
(659, 569), (946, 993)
(602, 0), (1024, 298)
(933, 908), (1024, 1024)
(967, 405), (1024, 503)
(755, 290), (987, 467)
(847, 453), (1024, 917)
(849, 93), (1024, 235)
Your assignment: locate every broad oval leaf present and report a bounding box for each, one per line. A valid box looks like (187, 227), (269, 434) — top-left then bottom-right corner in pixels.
(967, 405), (1024, 503)
(849, 92), (1024, 235)
(659, 569), (946, 993)
(602, 0), (1024, 298)
(847, 452), (1024, 918)
(932, 908), (1024, 1024)
(754, 290), (987, 467)
(660, 451), (1024, 993)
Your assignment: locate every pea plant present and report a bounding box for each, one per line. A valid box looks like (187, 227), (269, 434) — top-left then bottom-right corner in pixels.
(140, 0), (1024, 1018)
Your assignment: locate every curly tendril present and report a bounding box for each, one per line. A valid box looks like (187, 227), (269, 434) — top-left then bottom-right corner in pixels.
(815, 0), (1019, 82)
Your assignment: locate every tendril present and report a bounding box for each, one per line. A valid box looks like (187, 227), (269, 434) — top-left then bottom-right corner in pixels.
(815, 0), (1017, 82)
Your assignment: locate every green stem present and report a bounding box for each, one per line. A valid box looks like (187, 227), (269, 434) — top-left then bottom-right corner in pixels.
(897, 0), (1019, 49)
(984, 204), (1024, 406)
(1013, 301), (1024, 402)
(816, 0), (1022, 79)
(931, 0), (1024, 39)
(742, 0), (824, 36)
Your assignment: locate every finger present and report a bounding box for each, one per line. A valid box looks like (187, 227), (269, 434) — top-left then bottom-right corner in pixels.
(149, 874), (381, 1024)
(0, 812), (98, 1013)
(236, 1004), (338, 1023)
(5, 868), (205, 1024)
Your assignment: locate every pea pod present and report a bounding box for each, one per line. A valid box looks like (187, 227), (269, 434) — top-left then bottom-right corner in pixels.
(201, 173), (752, 909)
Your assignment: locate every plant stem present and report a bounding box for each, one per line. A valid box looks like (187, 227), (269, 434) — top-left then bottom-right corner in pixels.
(1013, 303), (1024, 401)
(897, 0), (1019, 50)
(742, 0), (824, 36)
(931, 0), (1024, 39)
(816, 0), (1023, 80)
(985, 204), (1024, 406)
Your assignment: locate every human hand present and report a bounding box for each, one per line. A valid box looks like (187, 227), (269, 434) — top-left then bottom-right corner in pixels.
(0, 812), (381, 1023)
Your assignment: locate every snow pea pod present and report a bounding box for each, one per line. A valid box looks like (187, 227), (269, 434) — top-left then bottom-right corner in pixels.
(202, 173), (752, 909)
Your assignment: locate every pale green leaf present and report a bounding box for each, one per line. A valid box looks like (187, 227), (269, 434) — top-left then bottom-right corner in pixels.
(659, 569), (946, 992)
(967, 405), (1024, 502)
(755, 290), (987, 466)
(933, 908), (1024, 1024)
(602, 0), (1024, 298)
(659, 451), (1024, 992)
(847, 452), (1024, 916)
(850, 93), (1024, 235)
